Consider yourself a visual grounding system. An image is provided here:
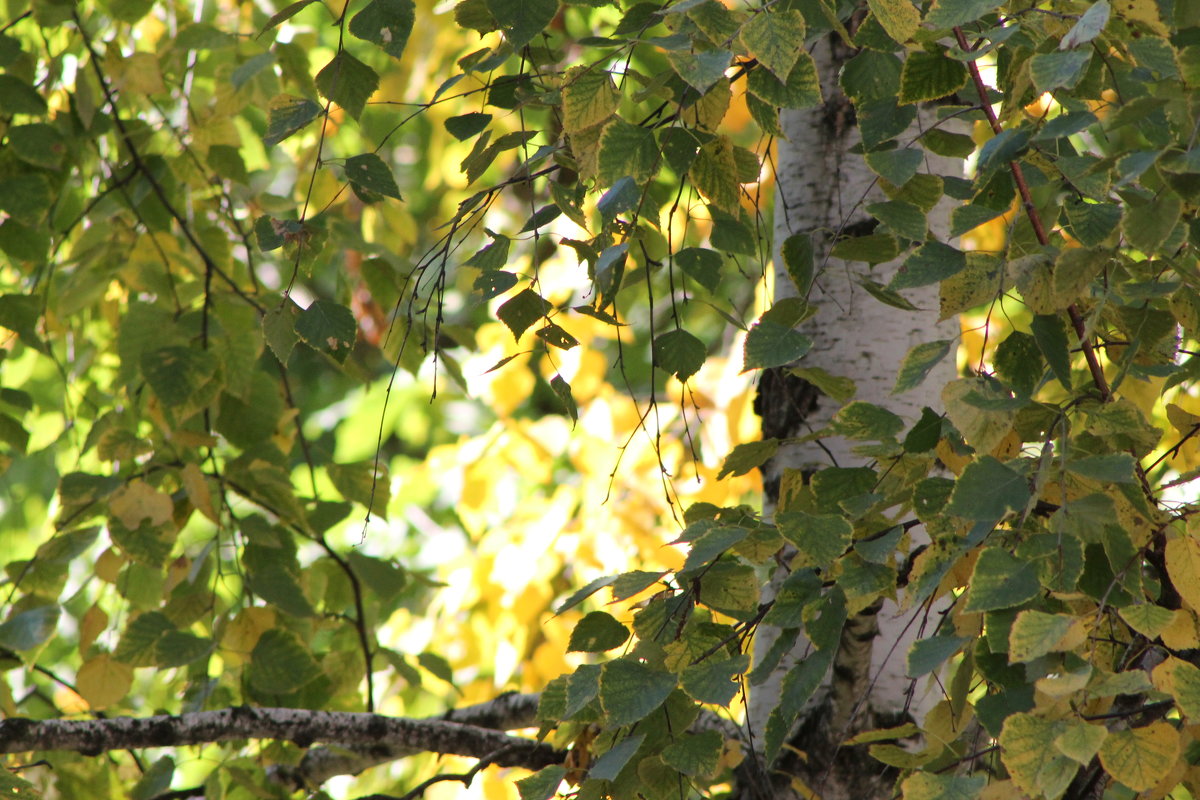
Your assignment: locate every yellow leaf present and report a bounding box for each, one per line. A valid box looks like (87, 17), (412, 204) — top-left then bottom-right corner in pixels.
(1166, 536), (1200, 613)
(76, 654), (132, 710)
(1160, 608), (1200, 651)
(1113, 0), (1169, 35)
(79, 604), (108, 657)
(868, 0), (919, 43)
(181, 462), (217, 523)
(1098, 722), (1180, 792)
(1153, 657), (1200, 720)
(561, 66), (618, 136)
(95, 548), (125, 583)
(1167, 403), (1200, 433)
(220, 607), (276, 665)
(109, 479), (174, 530)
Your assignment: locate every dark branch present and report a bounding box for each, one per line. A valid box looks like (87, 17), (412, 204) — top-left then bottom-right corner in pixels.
(0, 705), (562, 771)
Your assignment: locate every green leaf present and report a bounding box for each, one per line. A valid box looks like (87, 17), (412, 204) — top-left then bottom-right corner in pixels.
(263, 298), (301, 364)
(676, 247), (722, 293)
(259, 0), (321, 35)
(1030, 49), (1091, 92)
(777, 512), (852, 570)
(445, 112), (492, 141)
(344, 153), (402, 200)
(745, 53), (822, 109)
(867, 200), (926, 241)
(894, 340), (954, 394)
(964, 547), (1040, 612)
(667, 49), (732, 93)
(597, 117), (659, 184)
(1119, 604), (1175, 638)
(486, 0), (558, 49)
(568, 611), (630, 652)
(349, 0), (416, 58)
(662, 730), (723, 778)
(906, 635), (969, 678)
(863, 148), (923, 186)
(248, 629), (323, 693)
(295, 300), (357, 363)
(497, 289), (552, 340)
(654, 329), (706, 381)
(898, 50), (968, 104)
(832, 402), (904, 440)
(328, 461), (391, 515)
(681, 654), (748, 705)
(950, 204), (1007, 238)
(859, 278), (918, 311)
(0, 74), (47, 115)
(516, 766), (566, 800)
(690, 136), (741, 212)
(1063, 199), (1122, 248)
(315, 50), (379, 120)
(994, 331), (1043, 396)
(0, 605), (59, 651)
(924, 0), (1004, 29)
(698, 560), (759, 617)
(114, 612), (174, 667)
(1124, 190), (1182, 255)
(155, 632), (213, 668)
(1030, 314), (1072, 390)
(561, 66), (618, 134)
(263, 94), (322, 146)
(947, 456), (1030, 522)
(141, 346), (217, 407)
(832, 234), (900, 264)
(1065, 453), (1136, 484)
(890, 242), (967, 289)
(600, 659), (677, 725)
(8, 123), (66, 169)
(717, 439), (778, 479)
(588, 734), (645, 780)
(739, 10), (805, 80)
(743, 321), (812, 371)
(867, 0), (919, 43)
(0, 175), (51, 221)
(549, 374), (578, 423)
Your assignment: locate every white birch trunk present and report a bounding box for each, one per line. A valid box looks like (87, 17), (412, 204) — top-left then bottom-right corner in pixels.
(746, 35), (961, 798)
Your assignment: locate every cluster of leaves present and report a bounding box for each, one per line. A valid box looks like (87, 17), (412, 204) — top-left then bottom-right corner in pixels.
(7, 0), (1200, 797)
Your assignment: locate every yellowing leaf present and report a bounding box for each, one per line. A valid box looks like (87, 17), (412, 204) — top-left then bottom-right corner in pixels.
(76, 654), (133, 709)
(220, 607), (276, 665)
(868, 0), (919, 44)
(1166, 536), (1200, 613)
(95, 548), (125, 583)
(181, 462), (217, 523)
(561, 66), (618, 135)
(1160, 608), (1200, 651)
(1153, 657), (1200, 720)
(1120, 604), (1176, 638)
(79, 604), (108, 657)
(1000, 713), (1078, 799)
(1008, 610), (1079, 663)
(1098, 722), (1179, 792)
(109, 480), (174, 530)
(1054, 719), (1107, 765)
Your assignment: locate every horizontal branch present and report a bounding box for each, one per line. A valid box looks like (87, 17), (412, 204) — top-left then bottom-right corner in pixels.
(0, 703), (561, 771)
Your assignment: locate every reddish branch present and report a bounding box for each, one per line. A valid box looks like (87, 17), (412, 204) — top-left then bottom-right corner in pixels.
(952, 26), (1111, 402)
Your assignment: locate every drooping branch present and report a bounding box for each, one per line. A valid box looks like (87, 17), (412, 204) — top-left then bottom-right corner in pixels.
(0, 704), (562, 771)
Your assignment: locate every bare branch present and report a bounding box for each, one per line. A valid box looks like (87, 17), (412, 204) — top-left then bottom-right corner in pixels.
(0, 705), (561, 772)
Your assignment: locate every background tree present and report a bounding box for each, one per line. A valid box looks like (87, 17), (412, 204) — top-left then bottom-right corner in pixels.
(4, 1), (1200, 800)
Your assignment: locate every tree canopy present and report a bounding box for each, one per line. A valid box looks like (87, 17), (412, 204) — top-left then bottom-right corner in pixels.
(5, 0), (1200, 799)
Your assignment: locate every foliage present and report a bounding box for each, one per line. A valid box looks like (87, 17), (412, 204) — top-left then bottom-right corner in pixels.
(4, 0), (1200, 798)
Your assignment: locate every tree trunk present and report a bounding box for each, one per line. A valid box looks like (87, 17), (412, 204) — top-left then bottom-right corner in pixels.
(747, 34), (960, 800)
